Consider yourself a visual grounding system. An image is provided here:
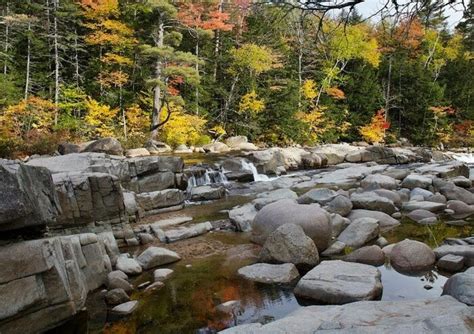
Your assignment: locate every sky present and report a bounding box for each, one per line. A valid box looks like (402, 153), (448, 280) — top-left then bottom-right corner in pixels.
(355, 0), (465, 29)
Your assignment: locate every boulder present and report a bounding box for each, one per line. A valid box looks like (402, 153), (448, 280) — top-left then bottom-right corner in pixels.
(437, 254), (465, 272)
(58, 142), (84, 155)
(350, 192), (398, 214)
(110, 300), (138, 316)
(154, 269), (174, 282)
(237, 263), (300, 284)
(297, 188), (338, 205)
(190, 185), (226, 201)
(294, 260), (382, 304)
(107, 270), (128, 282)
(0, 160), (60, 232)
(434, 245), (474, 267)
(410, 187), (434, 200)
(228, 203), (257, 232)
(116, 256), (142, 276)
(383, 168), (410, 180)
(145, 140), (172, 154)
(439, 184), (474, 205)
(402, 201), (446, 213)
(442, 267), (474, 305)
(137, 247), (181, 270)
(259, 223), (319, 270)
(337, 218), (379, 249)
(162, 222), (213, 243)
(83, 137), (123, 156)
(401, 174), (432, 189)
(390, 239), (435, 273)
(135, 189), (185, 214)
(446, 200), (474, 218)
(252, 188), (298, 210)
(360, 174), (398, 190)
(105, 289), (130, 305)
(406, 209), (437, 223)
(125, 148), (150, 158)
(321, 241), (346, 256)
(451, 176), (472, 188)
(221, 158), (254, 182)
(252, 199), (331, 251)
(347, 209), (400, 232)
(225, 136), (258, 151)
(325, 195), (352, 217)
(174, 144), (193, 154)
(203, 142), (231, 153)
(329, 213), (350, 238)
(344, 245), (385, 266)
(373, 189), (402, 206)
(222, 296), (473, 333)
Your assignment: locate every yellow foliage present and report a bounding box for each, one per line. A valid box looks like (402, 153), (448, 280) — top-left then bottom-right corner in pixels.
(98, 70), (129, 88)
(84, 98), (118, 137)
(230, 44), (279, 76)
(301, 80), (318, 100)
(210, 125), (226, 136)
(326, 87), (346, 100)
(101, 53), (133, 66)
(296, 106), (327, 143)
(126, 104), (150, 135)
(238, 90), (265, 115)
(160, 104), (207, 147)
(359, 109), (390, 143)
(0, 97), (56, 138)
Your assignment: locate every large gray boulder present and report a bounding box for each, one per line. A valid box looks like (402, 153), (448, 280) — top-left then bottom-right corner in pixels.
(238, 263), (300, 284)
(337, 218), (379, 248)
(325, 195), (352, 217)
(350, 191), (398, 214)
(135, 189), (185, 214)
(401, 174), (432, 189)
(439, 184), (474, 205)
(221, 296), (473, 333)
(442, 267), (474, 305)
(190, 185), (226, 201)
(116, 255), (142, 276)
(360, 174), (398, 190)
(446, 200), (474, 218)
(252, 188), (298, 210)
(137, 247), (181, 270)
(228, 203), (257, 232)
(0, 160), (60, 232)
(347, 209), (400, 232)
(406, 209), (437, 223)
(390, 239), (435, 273)
(434, 245), (474, 267)
(83, 137), (123, 156)
(402, 201), (446, 213)
(294, 260), (382, 304)
(259, 223), (319, 270)
(252, 199), (331, 251)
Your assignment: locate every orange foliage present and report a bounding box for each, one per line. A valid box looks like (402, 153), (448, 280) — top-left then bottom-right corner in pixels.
(178, 2), (233, 32)
(359, 109), (390, 143)
(326, 87), (346, 100)
(393, 18), (425, 52)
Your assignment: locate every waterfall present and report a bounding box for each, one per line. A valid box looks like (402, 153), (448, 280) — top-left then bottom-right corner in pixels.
(240, 159), (271, 182)
(187, 168), (228, 188)
(452, 153), (474, 164)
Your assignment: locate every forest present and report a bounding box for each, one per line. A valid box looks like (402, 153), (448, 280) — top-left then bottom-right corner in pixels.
(0, 0), (473, 158)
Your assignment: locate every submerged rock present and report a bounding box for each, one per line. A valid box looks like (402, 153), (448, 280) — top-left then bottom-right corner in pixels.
(259, 223), (319, 270)
(294, 260), (382, 304)
(238, 263), (300, 284)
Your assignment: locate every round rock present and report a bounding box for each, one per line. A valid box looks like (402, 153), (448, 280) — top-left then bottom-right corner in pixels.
(390, 239), (435, 273)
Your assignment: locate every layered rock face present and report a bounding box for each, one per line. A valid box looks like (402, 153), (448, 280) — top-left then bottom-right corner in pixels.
(0, 232), (118, 334)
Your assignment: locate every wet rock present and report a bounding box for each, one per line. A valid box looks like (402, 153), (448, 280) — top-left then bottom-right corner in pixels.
(83, 137), (123, 156)
(437, 254), (465, 272)
(321, 241), (346, 256)
(297, 188), (338, 205)
(347, 209), (400, 232)
(105, 289), (130, 305)
(116, 256), (142, 276)
(252, 199), (331, 251)
(154, 268), (174, 282)
(221, 158), (254, 182)
(401, 174), (432, 189)
(259, 223), (319, 270)
(360, 174), (398, 190)
(402, 201), (446, 213)
(344, 245), (385, 266)
(443, 267), (474, 305)
(137, 247), (181, 270)
(326, 195), (353, 217)
(294, 260), (382, 304)
(238, 263), (300, 284)
(110, 300), (138, 316)
(190, 185), (226, 201)
(434, 245), (474, 267)
(337, 218), (379, 249)
(351, 192), (397, 214)
(252, 189), (297, 210)
(390, 239), (435, 273)
(406, 209), (437, 223)
(228, 203), (257, 232)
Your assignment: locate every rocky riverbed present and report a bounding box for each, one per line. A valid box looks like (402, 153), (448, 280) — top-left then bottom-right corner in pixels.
(0, 139), (473, 333)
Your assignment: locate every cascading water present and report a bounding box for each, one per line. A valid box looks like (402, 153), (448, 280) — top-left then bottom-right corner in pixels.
(240, 159), (271, 182)
(187, 167), (228, 188)
(452, 153), (474, 164)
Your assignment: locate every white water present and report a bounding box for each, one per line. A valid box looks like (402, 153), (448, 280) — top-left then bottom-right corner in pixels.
(452, 153), (474, 164)
(187, 168), (228, 188)
(240, 159), (271, 182)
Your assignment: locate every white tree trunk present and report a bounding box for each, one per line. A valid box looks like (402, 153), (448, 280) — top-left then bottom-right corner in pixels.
(3, 2), (9, 75)
(151, 20), (164, 140)
(53, 0), (60, 125)
(24, 21), (31, 100)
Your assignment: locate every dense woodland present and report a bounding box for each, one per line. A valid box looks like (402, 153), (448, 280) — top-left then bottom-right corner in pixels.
(0, 0), (473, 157)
